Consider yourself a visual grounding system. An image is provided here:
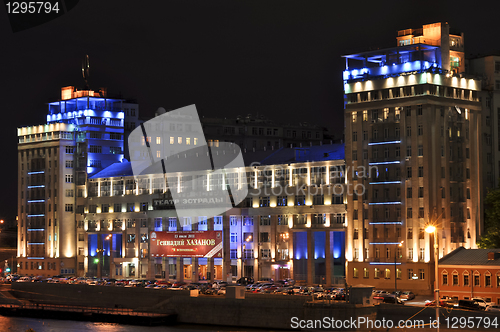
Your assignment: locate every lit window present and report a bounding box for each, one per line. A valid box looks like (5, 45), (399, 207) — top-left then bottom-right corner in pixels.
(156, 151), (161, 158)
(186, 137), (191, 145)
(194, 138), (198, 145)
(170, 137), (174, 144)
(156, 137), (161, 144)
(178, 137), (182, 144)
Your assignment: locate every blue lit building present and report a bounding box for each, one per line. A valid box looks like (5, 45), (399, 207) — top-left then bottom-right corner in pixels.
(17, 86), (138, 277)
(343, 22), (482, 294)
(79, 143), (347, 285)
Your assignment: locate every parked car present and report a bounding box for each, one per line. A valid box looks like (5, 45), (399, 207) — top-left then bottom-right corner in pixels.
(455, 299), (482, 311)
(17, 277), (31, 283)
(382, 295), (404, 305)
(471, 298), (493, 309)
(425, 299), (450, 307)
(486, 305), (500, 312)
(400, 291), (415, 300)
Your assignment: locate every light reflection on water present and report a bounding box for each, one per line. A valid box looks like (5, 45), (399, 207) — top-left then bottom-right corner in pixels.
(0, 316), (276, 332)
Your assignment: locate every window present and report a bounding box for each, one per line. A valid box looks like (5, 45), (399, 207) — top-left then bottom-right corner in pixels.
(418, 187), (424, 198)
(352, 131), (357, 141)
(101, 204), (109, 213)
(141, 233), (148, 243)
(407, 269), (414, 280)
(295, 195), (305, 206)
(407, 187), (412, 198)
(259, 196), (270, 207)
(127, 234), (136, 243)
(89, 145), (102, 153)
(486, 274), (491, 287)
(140, 202), (148, 211)
(418, 145), (423, 157)
(352, 150), (357, 161)
(453, 274), (459, 286)
(65, 189), (74, 197)
(230, 233), (237, 243)
(65, 204), (73, 212)
(474, 274), (480, 286)
(65, 160), (73, 168)
(353, 268), (359, 278)
(405, 106), (411, 116)
(374, 268), (380, 279)
(260, 216), (271, 226)
(417, 105), (423, 115)
(385, 268), (391, 279)
(260, 232), (270, 242)
(418, 167), (423, 177)
(408, 248), (413, 260)
(407, 208), (412, 219)
(363, 268), (369, 278)
(65, 146), (74, 154)
(419, 269), (425, 280)
(406, 126), (411, 137)
(65, 174), (73, 183)
(418, 124), (423, 135)
(127, 203), (135, 212)
(443, 273), (448, 285)
(276, 196), (288, 206)
(230, 249), (237, 259)
(114, 203), (121, 213)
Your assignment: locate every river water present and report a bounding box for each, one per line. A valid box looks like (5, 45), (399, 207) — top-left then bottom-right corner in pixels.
(0, 316), (274, 332)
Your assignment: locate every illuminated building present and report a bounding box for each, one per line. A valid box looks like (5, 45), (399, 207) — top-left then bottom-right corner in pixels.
(343, 22), (482, 294)
(200, 114), (333, 150)
(82, 144), (347, 284)
(438, 247), (500, 304)
(468, 55), (500, 196)
(17, 86), (138, 276)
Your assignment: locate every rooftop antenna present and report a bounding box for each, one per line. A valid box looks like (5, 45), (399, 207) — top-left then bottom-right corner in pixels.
(82, 55), (90, 90)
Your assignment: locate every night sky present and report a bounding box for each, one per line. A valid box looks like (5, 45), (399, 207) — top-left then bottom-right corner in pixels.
(1, 0), (499, 221)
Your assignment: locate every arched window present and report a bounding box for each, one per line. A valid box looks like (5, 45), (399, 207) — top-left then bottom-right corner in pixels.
(442, 270), (448, 286)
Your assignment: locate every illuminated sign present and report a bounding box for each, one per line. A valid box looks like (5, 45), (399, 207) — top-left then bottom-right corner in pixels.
(150, 231), (222, 258)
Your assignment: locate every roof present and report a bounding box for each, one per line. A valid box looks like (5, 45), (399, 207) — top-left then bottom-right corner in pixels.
(90, 161), (133, 178)
(90, 143), (345, 179)
(439, 247), (500, 266)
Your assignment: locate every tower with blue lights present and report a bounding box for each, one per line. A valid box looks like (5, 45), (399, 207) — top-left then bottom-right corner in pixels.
(17, 85), (138, 276)
(343, 22), (482, 294)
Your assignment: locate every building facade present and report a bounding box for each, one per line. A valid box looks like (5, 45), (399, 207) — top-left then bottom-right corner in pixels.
(439, 247), (500, 305)
(343, 22), (482, 294)
(468, 55), (500, 193)
(81, 144), (347, 285)
(17, 86), (137, 276)
(201, 114), (333, 151)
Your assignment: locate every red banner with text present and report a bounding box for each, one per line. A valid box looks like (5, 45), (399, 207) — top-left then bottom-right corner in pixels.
(150, 231), (223, 258)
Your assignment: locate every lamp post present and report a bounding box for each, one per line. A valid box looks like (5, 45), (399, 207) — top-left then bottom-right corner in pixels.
(425, 225), (439, 331)
(395, 241), (403, 302)
(242, 235), (252, 280)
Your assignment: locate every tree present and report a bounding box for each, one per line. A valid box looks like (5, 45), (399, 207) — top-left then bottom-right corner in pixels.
(477, 187), (500, 248)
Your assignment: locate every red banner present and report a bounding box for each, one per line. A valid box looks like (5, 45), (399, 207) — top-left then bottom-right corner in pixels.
(150, 231), (223, 258)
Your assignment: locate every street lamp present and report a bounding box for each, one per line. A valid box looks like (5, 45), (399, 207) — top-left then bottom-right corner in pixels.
(395, 241), (403, 302)
(242, 235), (252, 279)
(425, 225), (439, 331)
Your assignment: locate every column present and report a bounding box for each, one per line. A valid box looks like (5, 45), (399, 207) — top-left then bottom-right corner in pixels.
(307, 230), (314, 285)
(325, 230), (331, 287)
(222, 213), (231, 282)
(193, 258), (199, 282)
(176, 257), (183, 282)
